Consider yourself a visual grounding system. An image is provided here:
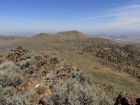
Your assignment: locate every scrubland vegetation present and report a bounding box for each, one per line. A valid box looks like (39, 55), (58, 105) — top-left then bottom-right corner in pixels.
(0, 31), (140, 105)
(0, 46), (115, 105)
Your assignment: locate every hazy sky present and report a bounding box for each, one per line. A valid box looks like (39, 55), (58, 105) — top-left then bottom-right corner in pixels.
(1, 0), (140, 34)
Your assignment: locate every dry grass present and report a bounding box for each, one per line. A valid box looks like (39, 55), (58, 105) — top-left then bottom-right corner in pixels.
(56, 50), (140, 93)
(0, 31), (140, 104)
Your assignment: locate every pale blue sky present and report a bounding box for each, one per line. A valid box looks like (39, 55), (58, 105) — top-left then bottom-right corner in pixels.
(0, 0), (140, 34)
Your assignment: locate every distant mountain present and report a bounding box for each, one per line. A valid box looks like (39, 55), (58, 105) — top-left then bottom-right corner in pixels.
(0, 35), (26, 46)
(90, 33), (140, 44)
(0, 30), (89, 51)
(90, 34), (128, 39)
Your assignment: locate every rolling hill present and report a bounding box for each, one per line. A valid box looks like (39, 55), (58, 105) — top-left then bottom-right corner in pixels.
(0, 31), (140, 104)
(0, 35), (25, 46)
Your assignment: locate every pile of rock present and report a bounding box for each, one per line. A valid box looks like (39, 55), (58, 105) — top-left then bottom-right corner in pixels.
(7, 46), (29, 62)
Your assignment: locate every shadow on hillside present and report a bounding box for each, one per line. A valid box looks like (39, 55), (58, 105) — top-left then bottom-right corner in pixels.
(114, 95), (140, 105)
(114, 95), (128, 105)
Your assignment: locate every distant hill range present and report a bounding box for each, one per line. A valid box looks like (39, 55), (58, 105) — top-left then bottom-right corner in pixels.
(0, 35), (26, 45)
(90, 33), (140, 46)
(0, 30), (89, 51)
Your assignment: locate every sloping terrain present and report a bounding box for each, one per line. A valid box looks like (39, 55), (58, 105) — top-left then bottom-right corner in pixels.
(0, 31), (140, 91)
(82, 39), (140, 81)
(0, 46), (115, 105)
(0, 31), (140, 104)
(0, 30), (88, 52)
(0, 35), (25, 46)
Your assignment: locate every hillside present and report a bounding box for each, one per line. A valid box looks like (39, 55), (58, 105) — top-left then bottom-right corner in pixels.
(0, 31), (140, 104)
(0, 35), (25, 46)
(82, 39), (140, 82)
(0, 30), (89, 52)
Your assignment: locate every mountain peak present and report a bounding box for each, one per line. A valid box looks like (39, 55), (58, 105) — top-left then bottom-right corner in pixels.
(35, 33), (50, 37)
(56, 30), (82, 35)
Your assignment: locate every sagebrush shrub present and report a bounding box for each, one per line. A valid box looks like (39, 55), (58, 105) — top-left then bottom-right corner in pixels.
(0, 85), (14, 105)
(0, 55), (3, 58)
(0, 96), (6, 105)
(0, 74), (22, 88)
(0, 62), (16, 71)
(0, 84), (30, 105)
(20, 61), (30, 69)
(34, 55), (43, 61)
(50, 57), (59, 64)
(70, 70), (92, 85)
(0, 59), (4, 64)
(49, 70), (97, 105)
(1, 86), (14, 96)
(1, 93), (30, 105)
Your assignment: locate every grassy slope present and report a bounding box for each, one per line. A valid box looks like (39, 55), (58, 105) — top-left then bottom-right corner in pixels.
(56, 51), (140, 93)
(0, 31), (140, 94)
